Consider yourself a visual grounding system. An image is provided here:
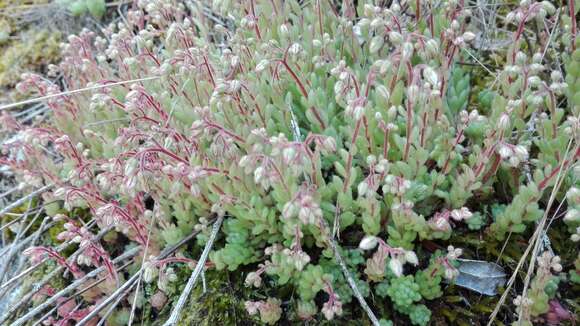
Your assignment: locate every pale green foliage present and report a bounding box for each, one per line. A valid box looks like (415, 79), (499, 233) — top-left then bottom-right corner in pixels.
(57, 0), (106, 18)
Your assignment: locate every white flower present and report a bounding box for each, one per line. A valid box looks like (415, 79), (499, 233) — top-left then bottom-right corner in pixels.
(446, 246), (463, 260)
(358, 235), (378, 250)
(369, 35), (384, 53)
(498, 145), (512, 159)
(357, 181), (369, 197)
(433, 216), (451, 231)
(245, 301), (260, 315)
(255, 59), (269, 72)
(289, 43), (302, 55)
(462, 32), (476, 42)
(245, 272), (262, 288)
(423, 67), (439, 86)
(497, 113), (510, 130)
(566, 187), (580, 204)
(389, 258), (403, 277)
(293, 251), (311, 271)
(513, 145), (528, 160)
(405, 251), (419, 266)
(450, 207), (472, 221)
(564, 209), (579, 222)
(77, 254), (92, 266)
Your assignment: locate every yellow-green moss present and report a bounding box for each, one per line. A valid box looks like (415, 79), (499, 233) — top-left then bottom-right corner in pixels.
(0, 29), (61, 88)
(0, 0), (61, 98)
(176, 270), (254, 326)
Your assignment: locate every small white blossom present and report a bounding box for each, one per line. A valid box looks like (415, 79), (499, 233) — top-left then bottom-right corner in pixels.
(389, 258), (403, 277)
(359, 235), (379, 250)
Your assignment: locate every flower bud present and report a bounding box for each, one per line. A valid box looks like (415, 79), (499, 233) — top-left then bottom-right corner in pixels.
(278, 24), (289, 36)
(566, 187), (580, 204)
(425, 39), (439, 56)
(255, 59), (269, 72)
(423, 67), (439, 86)
(389, 258), (403, 277)
(358, 235), (378, 250)
(497, 113), (511, 130)
(541, 1), (556, 14)
(283, 147), (296, 162)
(401, 42), (414, 60)
(369, 35), (384, 54)
(405, 251), (419, 265)
(143, 263), (158, 283)
(289, 43), (302, 55)
(357, 181), (369, 197)
(389, 31), (403, 45)
(515, 51), (527, 65)
(462, 32), (476, 42)
(564, 209), (579, 222)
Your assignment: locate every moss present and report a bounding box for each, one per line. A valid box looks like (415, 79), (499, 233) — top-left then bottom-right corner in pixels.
(176, 270), (254, 326)
(0, 29), (61, 88)
(0, 0), (61, 99)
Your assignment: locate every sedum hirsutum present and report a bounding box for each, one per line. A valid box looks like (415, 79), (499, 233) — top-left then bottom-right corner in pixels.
(1, 0), (579, 324)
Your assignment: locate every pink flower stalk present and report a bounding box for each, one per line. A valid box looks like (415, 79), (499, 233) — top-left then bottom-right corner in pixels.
(95, 201), (147, 245)
(360, 236), (418, 278)
(282, 185), (323, 225)
(322, 281), (343, 320)
(23, 246), (83, 279)
(52, 215), (118, 282)
(428, 207), (473, 232)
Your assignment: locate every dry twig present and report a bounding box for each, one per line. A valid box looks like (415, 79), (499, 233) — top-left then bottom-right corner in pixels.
(163, 215), (224, 326)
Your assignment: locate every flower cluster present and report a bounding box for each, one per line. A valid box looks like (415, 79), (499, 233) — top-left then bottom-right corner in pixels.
(513, 252), (568, 326)
(359, 235), (418, 280)
(245, 298), (283, 325)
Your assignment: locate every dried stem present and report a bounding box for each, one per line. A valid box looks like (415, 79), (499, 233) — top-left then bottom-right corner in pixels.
(322, 217), (380, 326)
(516, 142), (574, 324)
(0, 222), (100, 293)
(0, 199), (33, 288)
(10, 246), (140, 326)
(0, 184), (53, 218)
(95, 281), (138, 326)
(487, 141), (575, 325)
(75, 268), (142, 326)
(163, 214), (224, 326)
(0, 77), (159, 111)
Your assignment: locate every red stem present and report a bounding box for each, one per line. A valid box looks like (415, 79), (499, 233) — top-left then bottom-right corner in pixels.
(403, 102), (414, 161)
(481, 153), (501, 184)
(343, 119), (362, 192)
(441, 129), (464, 174)
(538, 147), (580, 190)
